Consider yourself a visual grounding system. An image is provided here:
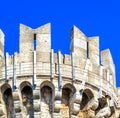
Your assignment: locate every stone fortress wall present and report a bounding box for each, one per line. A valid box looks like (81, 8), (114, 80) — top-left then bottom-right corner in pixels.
(0, 23), (120, 118)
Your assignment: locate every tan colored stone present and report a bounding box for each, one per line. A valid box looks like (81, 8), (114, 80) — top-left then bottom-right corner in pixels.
(0, 23), (119, 118)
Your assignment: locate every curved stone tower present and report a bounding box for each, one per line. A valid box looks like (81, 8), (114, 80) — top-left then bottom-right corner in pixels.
(0, 23), (120, 118)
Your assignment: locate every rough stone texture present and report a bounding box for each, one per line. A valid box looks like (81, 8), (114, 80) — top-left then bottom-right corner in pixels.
(70, 26), (87, 59)
(88, 36), (99, 65)
(0, 23), (119, 118)
(0, 29), (4, 58)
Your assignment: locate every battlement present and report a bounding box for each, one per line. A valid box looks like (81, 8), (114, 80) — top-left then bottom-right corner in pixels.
(0, 29), (4, 58)
(0, 23), (120, 118)
(101, 49), (114, 70)
(0, 23), (114, 68)
(19, 23), (51, 62)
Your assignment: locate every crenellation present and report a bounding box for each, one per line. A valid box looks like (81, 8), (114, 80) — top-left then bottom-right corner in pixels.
(70, 26), (87, 58)
(0, 29), (4, 44)
(20, 24), (34, 53)
(71, 26), (87, 40)
(88, 36), (99, 65)
(101, 49), (114, 70)
(36, 33), (51, 52)
(101, 49), (116, 91)
(35, 23), (51, 53)
(0, 29), (4, 58)
(0, 23), (119, 117)
(20, 24), (34, 62)
(34, 23), (51, 34)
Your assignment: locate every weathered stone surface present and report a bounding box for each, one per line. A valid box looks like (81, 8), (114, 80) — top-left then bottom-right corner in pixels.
(0, 23), (119, 118)
(0, 29), (4, 58)
(70, 26), (87, 58)
(88, 36), (99, 65)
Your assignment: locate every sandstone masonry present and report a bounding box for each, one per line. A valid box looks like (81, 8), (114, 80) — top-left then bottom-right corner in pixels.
(0, 23), (120, 118)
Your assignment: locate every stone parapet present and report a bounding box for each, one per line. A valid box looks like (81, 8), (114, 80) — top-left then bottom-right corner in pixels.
(0, 23), (119, 117)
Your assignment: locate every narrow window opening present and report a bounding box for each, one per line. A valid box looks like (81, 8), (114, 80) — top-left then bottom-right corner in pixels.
(34, 34), (36, 50)
(100, 53), (102, 65)
(87, 42), (89, 58)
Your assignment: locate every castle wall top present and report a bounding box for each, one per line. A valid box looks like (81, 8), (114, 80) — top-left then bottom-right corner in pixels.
(101, 49), (115, 73)
(0, 23), (115, 72)
(19, 23), (51, 62)
(0, 29), (4, 58)
(0, 23), (119, 110)
(0, 23), (117, 87)
(20, 23), (51, 51)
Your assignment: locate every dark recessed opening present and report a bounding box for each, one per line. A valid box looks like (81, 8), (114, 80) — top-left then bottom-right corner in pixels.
(41, 86), (52, 114)
(34, 34), (36, 50)
(62, 88), (72, 106)
(3, 88), (14, 117)
(21, 85), (33, 115)
(80, 92), (89, 110)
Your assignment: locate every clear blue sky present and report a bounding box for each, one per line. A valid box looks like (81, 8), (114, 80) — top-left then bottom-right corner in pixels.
(0, 0), (120, 86)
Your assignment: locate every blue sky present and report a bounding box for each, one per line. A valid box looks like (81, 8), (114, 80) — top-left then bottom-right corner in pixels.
(0, 0), (120, 86)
